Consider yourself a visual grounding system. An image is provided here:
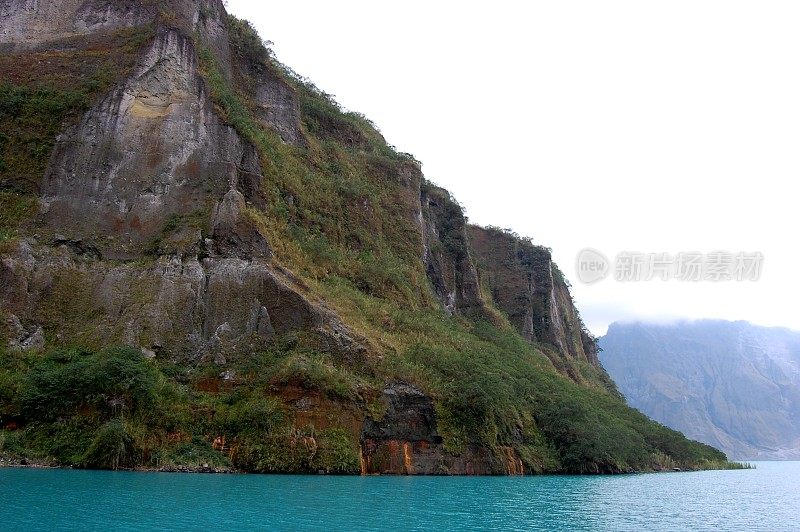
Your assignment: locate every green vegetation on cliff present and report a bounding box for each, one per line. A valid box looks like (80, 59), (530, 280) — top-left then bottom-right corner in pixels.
(0, 9), (739, 474)
(0, 300), (731, 473)
(0, 345), (363, 472)
(199, 18), (430, 306)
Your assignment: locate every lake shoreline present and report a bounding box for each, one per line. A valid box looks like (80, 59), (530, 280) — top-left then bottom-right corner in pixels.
(0, 454), (236, 474)
(0, 453), (748, 476)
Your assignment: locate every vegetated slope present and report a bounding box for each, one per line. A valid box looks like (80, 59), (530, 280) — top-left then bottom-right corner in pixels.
(0, 0), (731, 474)
(601, 320), (800, 460)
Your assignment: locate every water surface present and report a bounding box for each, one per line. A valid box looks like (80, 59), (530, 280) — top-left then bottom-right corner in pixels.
(1, 462), (797, 531)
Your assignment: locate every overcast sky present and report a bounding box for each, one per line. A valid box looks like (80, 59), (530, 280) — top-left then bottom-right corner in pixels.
(226, 0), (800, 335)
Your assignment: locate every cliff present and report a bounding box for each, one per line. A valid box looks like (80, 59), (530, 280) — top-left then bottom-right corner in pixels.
(601, 320), (800, 460)
(468, 226), (604, 378)
(0, 0), (731, 474)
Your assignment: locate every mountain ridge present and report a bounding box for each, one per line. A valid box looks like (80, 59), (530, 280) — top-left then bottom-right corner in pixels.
(0, 0), (732, 474)
(600, 319), (800, 460)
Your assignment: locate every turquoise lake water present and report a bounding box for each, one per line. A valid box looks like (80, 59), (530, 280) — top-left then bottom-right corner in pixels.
(1, 461), (798, 531)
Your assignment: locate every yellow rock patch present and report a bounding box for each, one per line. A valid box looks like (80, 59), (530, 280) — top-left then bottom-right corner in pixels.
(130, 95), (171, 118)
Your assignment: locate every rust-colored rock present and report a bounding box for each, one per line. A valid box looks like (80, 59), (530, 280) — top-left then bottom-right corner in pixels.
(359, 383), (525, 475)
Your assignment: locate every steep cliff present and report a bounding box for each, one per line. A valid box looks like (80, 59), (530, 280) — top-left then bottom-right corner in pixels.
(469, 226), (599, 368)
(420, 183), (486, 318)
(601, 320), (800, 460)
(0, 0), (732, 474)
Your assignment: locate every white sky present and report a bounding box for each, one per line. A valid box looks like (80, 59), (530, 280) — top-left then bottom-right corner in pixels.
(226, 0), (800, 336)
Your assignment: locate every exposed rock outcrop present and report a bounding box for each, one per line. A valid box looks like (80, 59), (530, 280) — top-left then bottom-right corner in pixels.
(420, 183), (485, 317)
(360, 383), (522, 475)
(3, 1), (204, 38)
(0, 239), (366, 362)
(469, 225), (599, 366)
(232, 46), (304, 147)
(40, 27), (257, 259)
(211, 189), (270, 259)
(1, 0), (160, 50)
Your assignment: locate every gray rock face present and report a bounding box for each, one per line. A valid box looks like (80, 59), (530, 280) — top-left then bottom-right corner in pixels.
(468, 226), (599, 367)
(211, 189), (270, 259)
(600, 320), (800, 460)
(0, 0), (228, 52)
(4, 314), (43, 351)
(0, 241), (364, 361)
(1, 0), (152, 49)
(245, 61), (304, 147)
(41, 27), (258, 259)
(420, 184), (485, 317)
(5, 0), (302, 261)
(362, 383), (441, 444)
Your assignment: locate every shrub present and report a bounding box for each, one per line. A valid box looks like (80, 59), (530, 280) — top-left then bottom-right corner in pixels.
(232, 427), (360, 474)
(20, 346), (160, 422)
(316, 428), (360, 474)
(21, 419), (96, 465)
(271, 354), (359, 401)
(215, 394), (284, 436)
(0, 430), (24, 456)
(0, 84), (88, 193)
(150, 438), (230, 469)
(82, 419), (142, 470)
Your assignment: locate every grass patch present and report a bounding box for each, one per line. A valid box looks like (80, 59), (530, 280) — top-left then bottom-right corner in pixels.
(0, 190), (37, 241)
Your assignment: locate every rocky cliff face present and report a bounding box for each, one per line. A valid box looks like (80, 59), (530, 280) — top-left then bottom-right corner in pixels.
(1, 0), (360, 364)
(469, 226), (599, 369)
(42, 26), (257, 258)
(420, 183), (485, 318)
(1, 0), (231, 65)
(0, 0), (728, 475)
(359, 383), (524, 475)
(1, 241), (366, 363)
(601, 320), (800, 460)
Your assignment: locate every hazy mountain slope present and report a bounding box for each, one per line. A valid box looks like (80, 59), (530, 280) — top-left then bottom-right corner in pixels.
(0, 0), (732, 474)
(600, 320), (800, 460)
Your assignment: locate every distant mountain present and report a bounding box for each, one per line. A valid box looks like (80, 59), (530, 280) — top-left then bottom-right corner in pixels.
(600, 320), (800, 460)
